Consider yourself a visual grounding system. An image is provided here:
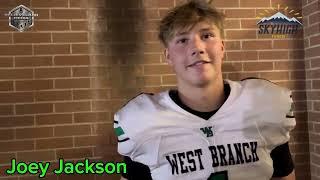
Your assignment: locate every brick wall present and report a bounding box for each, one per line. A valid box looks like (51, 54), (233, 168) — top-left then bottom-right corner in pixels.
(0, 0), (314, 179)
(303, 0), (320, 179)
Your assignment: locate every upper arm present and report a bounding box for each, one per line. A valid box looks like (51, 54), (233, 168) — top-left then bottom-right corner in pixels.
(271, 170), (295, 180)
(271, 142), (295, 178)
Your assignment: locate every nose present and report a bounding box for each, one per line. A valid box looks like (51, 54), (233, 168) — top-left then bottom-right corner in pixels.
(191, 36), (205, 56)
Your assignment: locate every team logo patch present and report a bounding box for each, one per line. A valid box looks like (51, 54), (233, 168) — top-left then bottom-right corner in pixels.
(200, 126), (214, 137)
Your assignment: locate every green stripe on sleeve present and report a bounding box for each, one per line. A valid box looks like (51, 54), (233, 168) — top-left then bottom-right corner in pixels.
(115, 127), (125, 136)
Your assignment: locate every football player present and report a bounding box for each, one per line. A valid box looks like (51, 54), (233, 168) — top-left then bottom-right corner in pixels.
(114, 0), (296, 179)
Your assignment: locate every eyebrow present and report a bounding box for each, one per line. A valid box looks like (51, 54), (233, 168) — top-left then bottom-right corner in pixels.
(176, 27), (215, 36)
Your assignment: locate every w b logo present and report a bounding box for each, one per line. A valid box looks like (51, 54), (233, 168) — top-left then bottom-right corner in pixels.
(200, 126), (214, 137)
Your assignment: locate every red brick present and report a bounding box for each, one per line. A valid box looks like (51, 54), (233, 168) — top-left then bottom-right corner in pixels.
(31, 0), (68, 7)
(73, 89), (109, 100)
(34, 44), (70, 55)
(55, 101), (91, 112)
(17, 150), (55, 162)
(92, 100), (112, 111)
(309, 12), (320, 25)
(34, 21), (70, 31)
(51, 9), (87, 19)
(56, 147), (93, 159)
(290, 70), (306, 80)
(16, 127), (53, 139)
(242, 40), (272, 50)
(314, 101), (320, 111)
(310, 34), (320, 46)
(35, 67), (71, 79)
(305, 23), (320, 37)
(224, 19), (240, 29)
(33, 9), (50, 19)
(144, 65), (173, 75)
(0, 116), (34, 128)
(54, 55), (90, 66)
(15, 56), (52, 67)
(0, 69), (33, 80)
(306, 46), (320, 58)
(143, 0), (174, 8)
(274, 60), (305, 70)
(35, 90), (72, 101)
(0, 45), (32, 55)
(260, 71), (290, 81)
(225, 9), (255, 18)
(52, 33), (88, 43)
(244, 62), (273, 71)
(225, 30), (257, 39)
(0, 129), (14, 140)
(276, 80), (307, 90)
(259, 51), (289, 59)
(110, 88), (141, 99)
(222, 62), (243, 72)
(289, 50), (305, 59)
(0, 92), (34, 103)
(226, 51), (258, 61)
(313, 80), (320, 89)
(273, 40), (304, 49)
(74, 112), (110, 123)
(224, 41), (241, 50)
(54, 124), (91, 136)
(303, 1), (319, 16)
(72, 67), (90, 77)
(311, 58), (320, 68)
(241, 19), (260, 29)
(16, 103), (53, 115)
(92, 123), (113, 135)
(0, 0), (31, 8)
(0, 81), (13, 91)
(211, 0), (239, 7)
(0, 57), (13, 67)
(71, 44), (89, 54)
(0, 105), (13, 115)
(70, 0), (106, 8)
(0, 140), (34, 152)
(55, 78), (91, 89)
(241, 0), (270, 7)
(0, 153), (15, 164)
(0, 33), (12, 43)
(162, 75), (177, 85)
(36, 137), (73, 149)
(13, 33), (51, 43)
(71, 21), (88, 31)
(74, 135), (100, 147)
(36, 114), (72, 125)
(16, 80), (53, 91)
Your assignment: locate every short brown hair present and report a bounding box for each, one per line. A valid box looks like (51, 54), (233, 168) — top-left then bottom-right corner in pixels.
(158, 0), (225, 47)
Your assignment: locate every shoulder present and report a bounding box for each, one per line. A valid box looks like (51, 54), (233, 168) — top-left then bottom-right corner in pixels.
(239, 77), (291, 99)
(116, 91), (166, 116)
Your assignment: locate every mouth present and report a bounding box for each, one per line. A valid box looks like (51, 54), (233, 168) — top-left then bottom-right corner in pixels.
(187, 60), (211, 67)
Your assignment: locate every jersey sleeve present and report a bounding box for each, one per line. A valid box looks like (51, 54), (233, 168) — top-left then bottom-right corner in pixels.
(279, 89), (296, 144)
(113, 112), (135, 156)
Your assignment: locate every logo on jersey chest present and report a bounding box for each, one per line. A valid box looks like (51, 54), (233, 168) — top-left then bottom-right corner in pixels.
(200, 126), (214, 137)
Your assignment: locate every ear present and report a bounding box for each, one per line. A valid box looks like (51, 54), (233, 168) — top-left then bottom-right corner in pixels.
(221, 40), (225, 60)
(164, 48), (173, 65)
(221, 40), (225, 52)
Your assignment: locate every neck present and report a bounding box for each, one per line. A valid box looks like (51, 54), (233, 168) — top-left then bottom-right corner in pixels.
(177, 77), (225, 112)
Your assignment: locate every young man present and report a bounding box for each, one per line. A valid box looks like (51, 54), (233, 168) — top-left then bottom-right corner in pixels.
(114, 1), (296, 179)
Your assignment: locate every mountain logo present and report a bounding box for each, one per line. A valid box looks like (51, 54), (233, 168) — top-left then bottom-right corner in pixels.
(256, 5), (303, 37)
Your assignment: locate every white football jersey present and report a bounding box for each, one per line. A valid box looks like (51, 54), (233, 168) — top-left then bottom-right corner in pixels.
(113, 79), (296, 180)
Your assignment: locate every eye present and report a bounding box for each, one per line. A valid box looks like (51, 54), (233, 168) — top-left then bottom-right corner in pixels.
(176, 38), (188, 44)
(202, 33), (214, 39)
